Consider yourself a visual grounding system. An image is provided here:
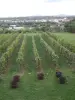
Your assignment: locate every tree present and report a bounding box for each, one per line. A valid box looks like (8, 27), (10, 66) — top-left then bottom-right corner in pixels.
(64, 19), (75, 33)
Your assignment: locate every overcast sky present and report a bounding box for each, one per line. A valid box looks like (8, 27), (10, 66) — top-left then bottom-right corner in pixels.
(0, 0), (75, 17)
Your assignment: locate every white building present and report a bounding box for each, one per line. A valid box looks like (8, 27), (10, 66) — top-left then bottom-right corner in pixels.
(8, 25), (24, 30)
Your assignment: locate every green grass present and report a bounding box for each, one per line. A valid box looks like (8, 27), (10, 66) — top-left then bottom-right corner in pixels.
(0, 68), (75, 100)
(34, 36), (52, 71)
(9, 35), (23, 74)
(51, 33), (75, 53)
(55, 33), (75, 45)
(0, 33), (75, 100)
(25, 36), (36, 72)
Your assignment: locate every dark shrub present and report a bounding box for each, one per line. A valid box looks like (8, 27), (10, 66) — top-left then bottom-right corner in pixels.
(56, 72), (62, 78)
(37, 72), (44, 80)
(11, 80), (18, 88)
(59, 76), (66, 84)
(10, 75), (20, 88)
(13, 75), (20, 82)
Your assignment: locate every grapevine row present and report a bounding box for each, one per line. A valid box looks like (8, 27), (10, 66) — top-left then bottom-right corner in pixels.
(0, 34), (17, 54)
(0, 34), (11, 45)
(16, 35), (26, 67)
(39, 35), (59, 66)
(0, 34), (23, 74)
(43, 33), (75, 66)
(32, 36), (42, 71)
(47, 33), (75, 53)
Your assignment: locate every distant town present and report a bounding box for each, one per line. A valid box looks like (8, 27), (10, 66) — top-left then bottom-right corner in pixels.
(0, 16), (75, 31)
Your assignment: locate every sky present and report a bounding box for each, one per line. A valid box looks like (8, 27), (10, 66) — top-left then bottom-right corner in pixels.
(0, 0), (75, 17)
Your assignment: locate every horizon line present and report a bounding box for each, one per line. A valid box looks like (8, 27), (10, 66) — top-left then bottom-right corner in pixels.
(0, 15), (75, 18)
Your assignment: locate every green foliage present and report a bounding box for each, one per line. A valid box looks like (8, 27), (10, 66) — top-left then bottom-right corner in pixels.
(64, 19), (75, 33)
(49, 33), (75, 53)
(0, 34), (17, 54)
(0, 33), (75, 100)
(17, 35), (26, 66)
(32, 36), (42, 70)
(0, 34), (23, 74)
(44, 33), (75, 66)
(40, 35), (59, 66)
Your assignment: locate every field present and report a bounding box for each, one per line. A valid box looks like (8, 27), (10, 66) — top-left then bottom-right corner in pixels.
(0, 32), (75, 100)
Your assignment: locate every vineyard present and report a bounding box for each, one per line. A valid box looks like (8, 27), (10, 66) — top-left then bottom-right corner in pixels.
(0, 33), (75, 100)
